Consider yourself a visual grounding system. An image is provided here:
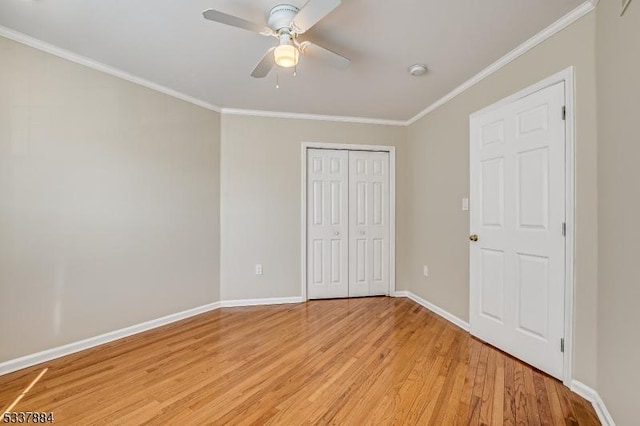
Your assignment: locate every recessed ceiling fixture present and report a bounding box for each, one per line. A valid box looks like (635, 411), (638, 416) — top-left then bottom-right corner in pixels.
(408, 64), (428, 77)
(202, 1), (350, 79)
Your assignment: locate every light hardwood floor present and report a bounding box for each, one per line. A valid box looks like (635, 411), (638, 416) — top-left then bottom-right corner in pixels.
(0, 297), (599, 425)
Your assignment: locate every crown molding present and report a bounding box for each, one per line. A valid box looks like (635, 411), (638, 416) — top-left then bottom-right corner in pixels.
(0, 24), (404, 126)
(1, 0), (596, 127)
(221, 108), (407, 126)
(406, 0), (596, 125)
(0, 25), (221, 112)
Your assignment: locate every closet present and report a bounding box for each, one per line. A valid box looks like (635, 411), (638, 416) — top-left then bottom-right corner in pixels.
(306, 148), (390, 299)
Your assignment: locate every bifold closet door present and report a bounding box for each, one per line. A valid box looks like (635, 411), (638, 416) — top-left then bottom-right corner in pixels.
(348, 151), (390, 297)
(307, 149), (349, 299)
(307, 149), (390, 300)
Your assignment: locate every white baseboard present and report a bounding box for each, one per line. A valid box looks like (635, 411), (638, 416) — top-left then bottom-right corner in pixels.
(571, 380), (616, 426)
(398, 291), (470, 332)
(0, 297), (307, 377)
(1, 293), (614, 426)
(0, 302), (221, 377)
(220, 297), (304, 308)
(397, 292), (615, 425)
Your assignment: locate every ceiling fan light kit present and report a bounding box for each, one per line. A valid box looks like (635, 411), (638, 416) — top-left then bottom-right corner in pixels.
(274, 44), (299, 68)
(202, 1), (350, 81)
(274, 32), (299, 68)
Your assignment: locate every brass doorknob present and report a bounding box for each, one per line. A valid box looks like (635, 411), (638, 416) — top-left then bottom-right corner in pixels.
(469, 234), (478, 242)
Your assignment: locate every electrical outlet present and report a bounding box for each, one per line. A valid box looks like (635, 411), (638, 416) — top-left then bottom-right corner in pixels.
(255, 264), (263, 275)
(423, 265), (429, 277)
(462, 198), (469, 211)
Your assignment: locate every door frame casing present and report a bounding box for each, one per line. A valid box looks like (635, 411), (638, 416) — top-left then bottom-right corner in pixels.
(468, 67), (576, 386)
(301, 142), (397, 302)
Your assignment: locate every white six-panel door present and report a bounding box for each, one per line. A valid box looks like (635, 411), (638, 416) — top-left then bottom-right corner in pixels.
(307, 149), (349, 299)
(470, 82), (566, 379)
(307, 149), (390, 299)
(348, 151), (390, 297)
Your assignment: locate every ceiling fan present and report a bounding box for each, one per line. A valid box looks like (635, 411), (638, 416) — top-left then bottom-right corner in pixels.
(202, 1), (350, 78)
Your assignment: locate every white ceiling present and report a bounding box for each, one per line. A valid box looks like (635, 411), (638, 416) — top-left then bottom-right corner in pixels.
(0, 0), (584, 121)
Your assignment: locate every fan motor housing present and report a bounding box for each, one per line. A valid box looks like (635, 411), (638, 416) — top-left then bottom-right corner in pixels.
(268, 4), (299, 31)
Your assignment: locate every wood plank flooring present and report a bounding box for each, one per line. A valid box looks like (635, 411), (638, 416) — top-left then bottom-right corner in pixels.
(0, 297), (599, 425)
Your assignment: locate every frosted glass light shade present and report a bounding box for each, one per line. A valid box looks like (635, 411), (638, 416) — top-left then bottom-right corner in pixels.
(274, 44), (299, 68)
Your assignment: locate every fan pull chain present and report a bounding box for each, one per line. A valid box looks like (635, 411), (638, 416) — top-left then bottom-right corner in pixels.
(276, 72), (280, 89)
(293, 63), (297, 77)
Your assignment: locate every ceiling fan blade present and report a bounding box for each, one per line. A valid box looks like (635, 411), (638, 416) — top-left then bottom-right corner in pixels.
(292, 0), (342, 33)
(251, 47), (276, 78)
(299, 41), (350, 70)
(202, 9), (270, 35)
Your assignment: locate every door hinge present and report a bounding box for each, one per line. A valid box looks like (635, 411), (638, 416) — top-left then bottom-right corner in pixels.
(562, 106), (566, 121)
(561, 338), (565, 353)
(562, 222), (566, 237)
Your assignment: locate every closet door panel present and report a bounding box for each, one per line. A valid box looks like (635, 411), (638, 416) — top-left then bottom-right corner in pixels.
(348, 151), (390, 297)
(307, 149), (349, 299)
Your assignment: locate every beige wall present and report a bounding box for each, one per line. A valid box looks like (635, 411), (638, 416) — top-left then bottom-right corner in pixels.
(220, 115), (406, 301)
(400, 12), (599, 387)
(5, 8), (637, 422)
(0, 37), (221, 363)
(596, 1), (640, 424)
